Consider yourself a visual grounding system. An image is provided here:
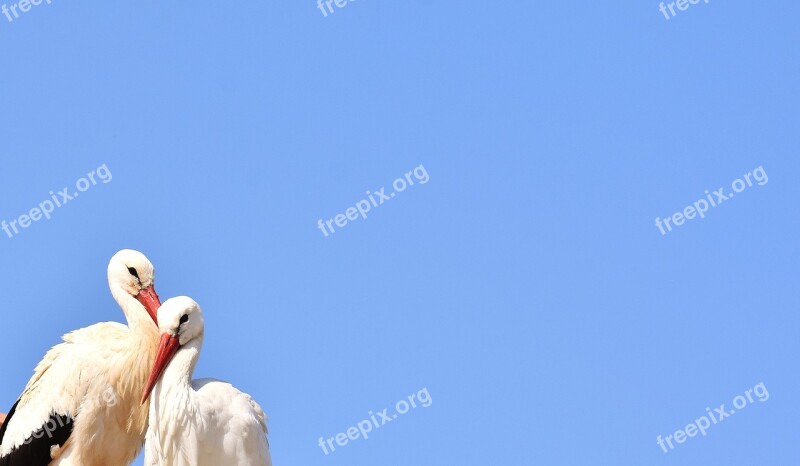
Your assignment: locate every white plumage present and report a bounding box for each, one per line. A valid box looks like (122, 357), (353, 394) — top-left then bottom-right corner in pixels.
(142, 297), (272, 466)
(0, 250), (162, 466)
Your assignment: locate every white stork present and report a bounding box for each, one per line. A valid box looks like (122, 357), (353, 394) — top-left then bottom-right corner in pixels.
(141, 297), (272, 466)
(0, 250), (162, 466)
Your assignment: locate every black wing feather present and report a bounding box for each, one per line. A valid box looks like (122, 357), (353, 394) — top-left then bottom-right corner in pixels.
(0, 399), (19, 448)
(0, 399), (74, 466)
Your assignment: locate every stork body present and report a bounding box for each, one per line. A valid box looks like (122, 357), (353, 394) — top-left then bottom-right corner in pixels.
(142, 297), (272, 466)
(0, 250), (162, 466)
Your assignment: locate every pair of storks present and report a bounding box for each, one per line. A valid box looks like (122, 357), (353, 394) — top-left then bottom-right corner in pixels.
(0, 250), (272, 466)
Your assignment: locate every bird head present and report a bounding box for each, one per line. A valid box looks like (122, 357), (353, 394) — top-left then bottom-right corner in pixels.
(108, 249), (162, 325)
(142, 296), (205, 403)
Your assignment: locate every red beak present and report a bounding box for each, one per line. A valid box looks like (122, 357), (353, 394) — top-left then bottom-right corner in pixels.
(136, 286), (162, 325)
(141, 333), (180, 404)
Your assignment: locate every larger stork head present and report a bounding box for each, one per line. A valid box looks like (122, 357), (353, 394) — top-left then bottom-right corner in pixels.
(108, 249), (162, 325)
(141, 296), (205, 403)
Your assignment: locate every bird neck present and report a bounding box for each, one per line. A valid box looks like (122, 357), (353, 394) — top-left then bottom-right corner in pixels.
(163, 337), (202, 393)
(111, 285), (157, 336)
(149, 337), (202, 432)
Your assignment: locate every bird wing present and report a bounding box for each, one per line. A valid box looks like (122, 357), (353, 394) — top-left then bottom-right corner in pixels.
(0, 322), (128, 465)
(193, 379), (272, 466)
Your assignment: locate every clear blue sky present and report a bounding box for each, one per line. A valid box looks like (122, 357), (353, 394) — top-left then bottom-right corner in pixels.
(1, 1), (798, 465)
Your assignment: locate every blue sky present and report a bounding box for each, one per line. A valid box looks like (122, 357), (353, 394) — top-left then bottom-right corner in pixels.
(1, 1), (798, 464)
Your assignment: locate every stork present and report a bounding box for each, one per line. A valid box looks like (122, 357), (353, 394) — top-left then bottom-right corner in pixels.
(0, 250), (162, 466)
(141, 297), (272, 466)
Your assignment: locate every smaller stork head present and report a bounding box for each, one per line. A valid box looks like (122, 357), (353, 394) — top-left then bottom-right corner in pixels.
(142, 296), (205, 403)
(108, 249), (162, 325)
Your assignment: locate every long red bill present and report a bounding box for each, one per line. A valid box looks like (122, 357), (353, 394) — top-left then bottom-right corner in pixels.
(136, 286), (162, 325)
(141, 333), (180, 404)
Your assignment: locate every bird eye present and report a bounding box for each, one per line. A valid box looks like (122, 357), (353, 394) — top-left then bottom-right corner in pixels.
(180, 315), (189, 325)
(127, 267), (140, 280)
